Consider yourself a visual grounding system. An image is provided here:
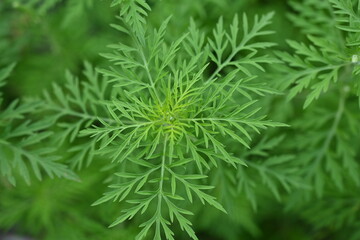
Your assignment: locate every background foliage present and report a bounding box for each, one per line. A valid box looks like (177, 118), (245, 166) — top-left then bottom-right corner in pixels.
(1, 0), (360, 240)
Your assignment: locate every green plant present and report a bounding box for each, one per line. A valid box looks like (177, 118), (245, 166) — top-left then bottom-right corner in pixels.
(0, 63), (77, 186)
(42, 3), (287, 238)
(275, 0), (360, 195)
(1, 1), (360, 240)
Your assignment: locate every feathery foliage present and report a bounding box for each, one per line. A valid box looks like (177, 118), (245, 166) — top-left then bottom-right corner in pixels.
(0, 63), (77, 186)
(83, 6), (283, 240)
(42, 62), (112, 170)
(272, 0), (360, 196)
(2, 0), (360, 240)
(278, 0), (360, 108)
(272, 1), (360, 236)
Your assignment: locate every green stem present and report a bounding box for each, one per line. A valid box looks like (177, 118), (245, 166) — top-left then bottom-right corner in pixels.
(155, 135), (167, 236)
(309, 88), (347, 176)
(139, 50), (162, 104)
(122, 19), (162, 104)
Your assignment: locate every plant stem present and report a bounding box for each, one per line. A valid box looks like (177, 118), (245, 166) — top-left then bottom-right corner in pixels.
(309, 87), (347, 177)
(155, 135), (168, 235)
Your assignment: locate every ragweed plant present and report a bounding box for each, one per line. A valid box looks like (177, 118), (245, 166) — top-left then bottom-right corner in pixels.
(5, 1), (360, 240)
(0, 63), (76, 186)
(278, 0), (360, 108)
(274, 0), (360, 197)
(269, 0), (360, 235)
(42, 2), (284, 239)
(74, 1), (284, 239)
